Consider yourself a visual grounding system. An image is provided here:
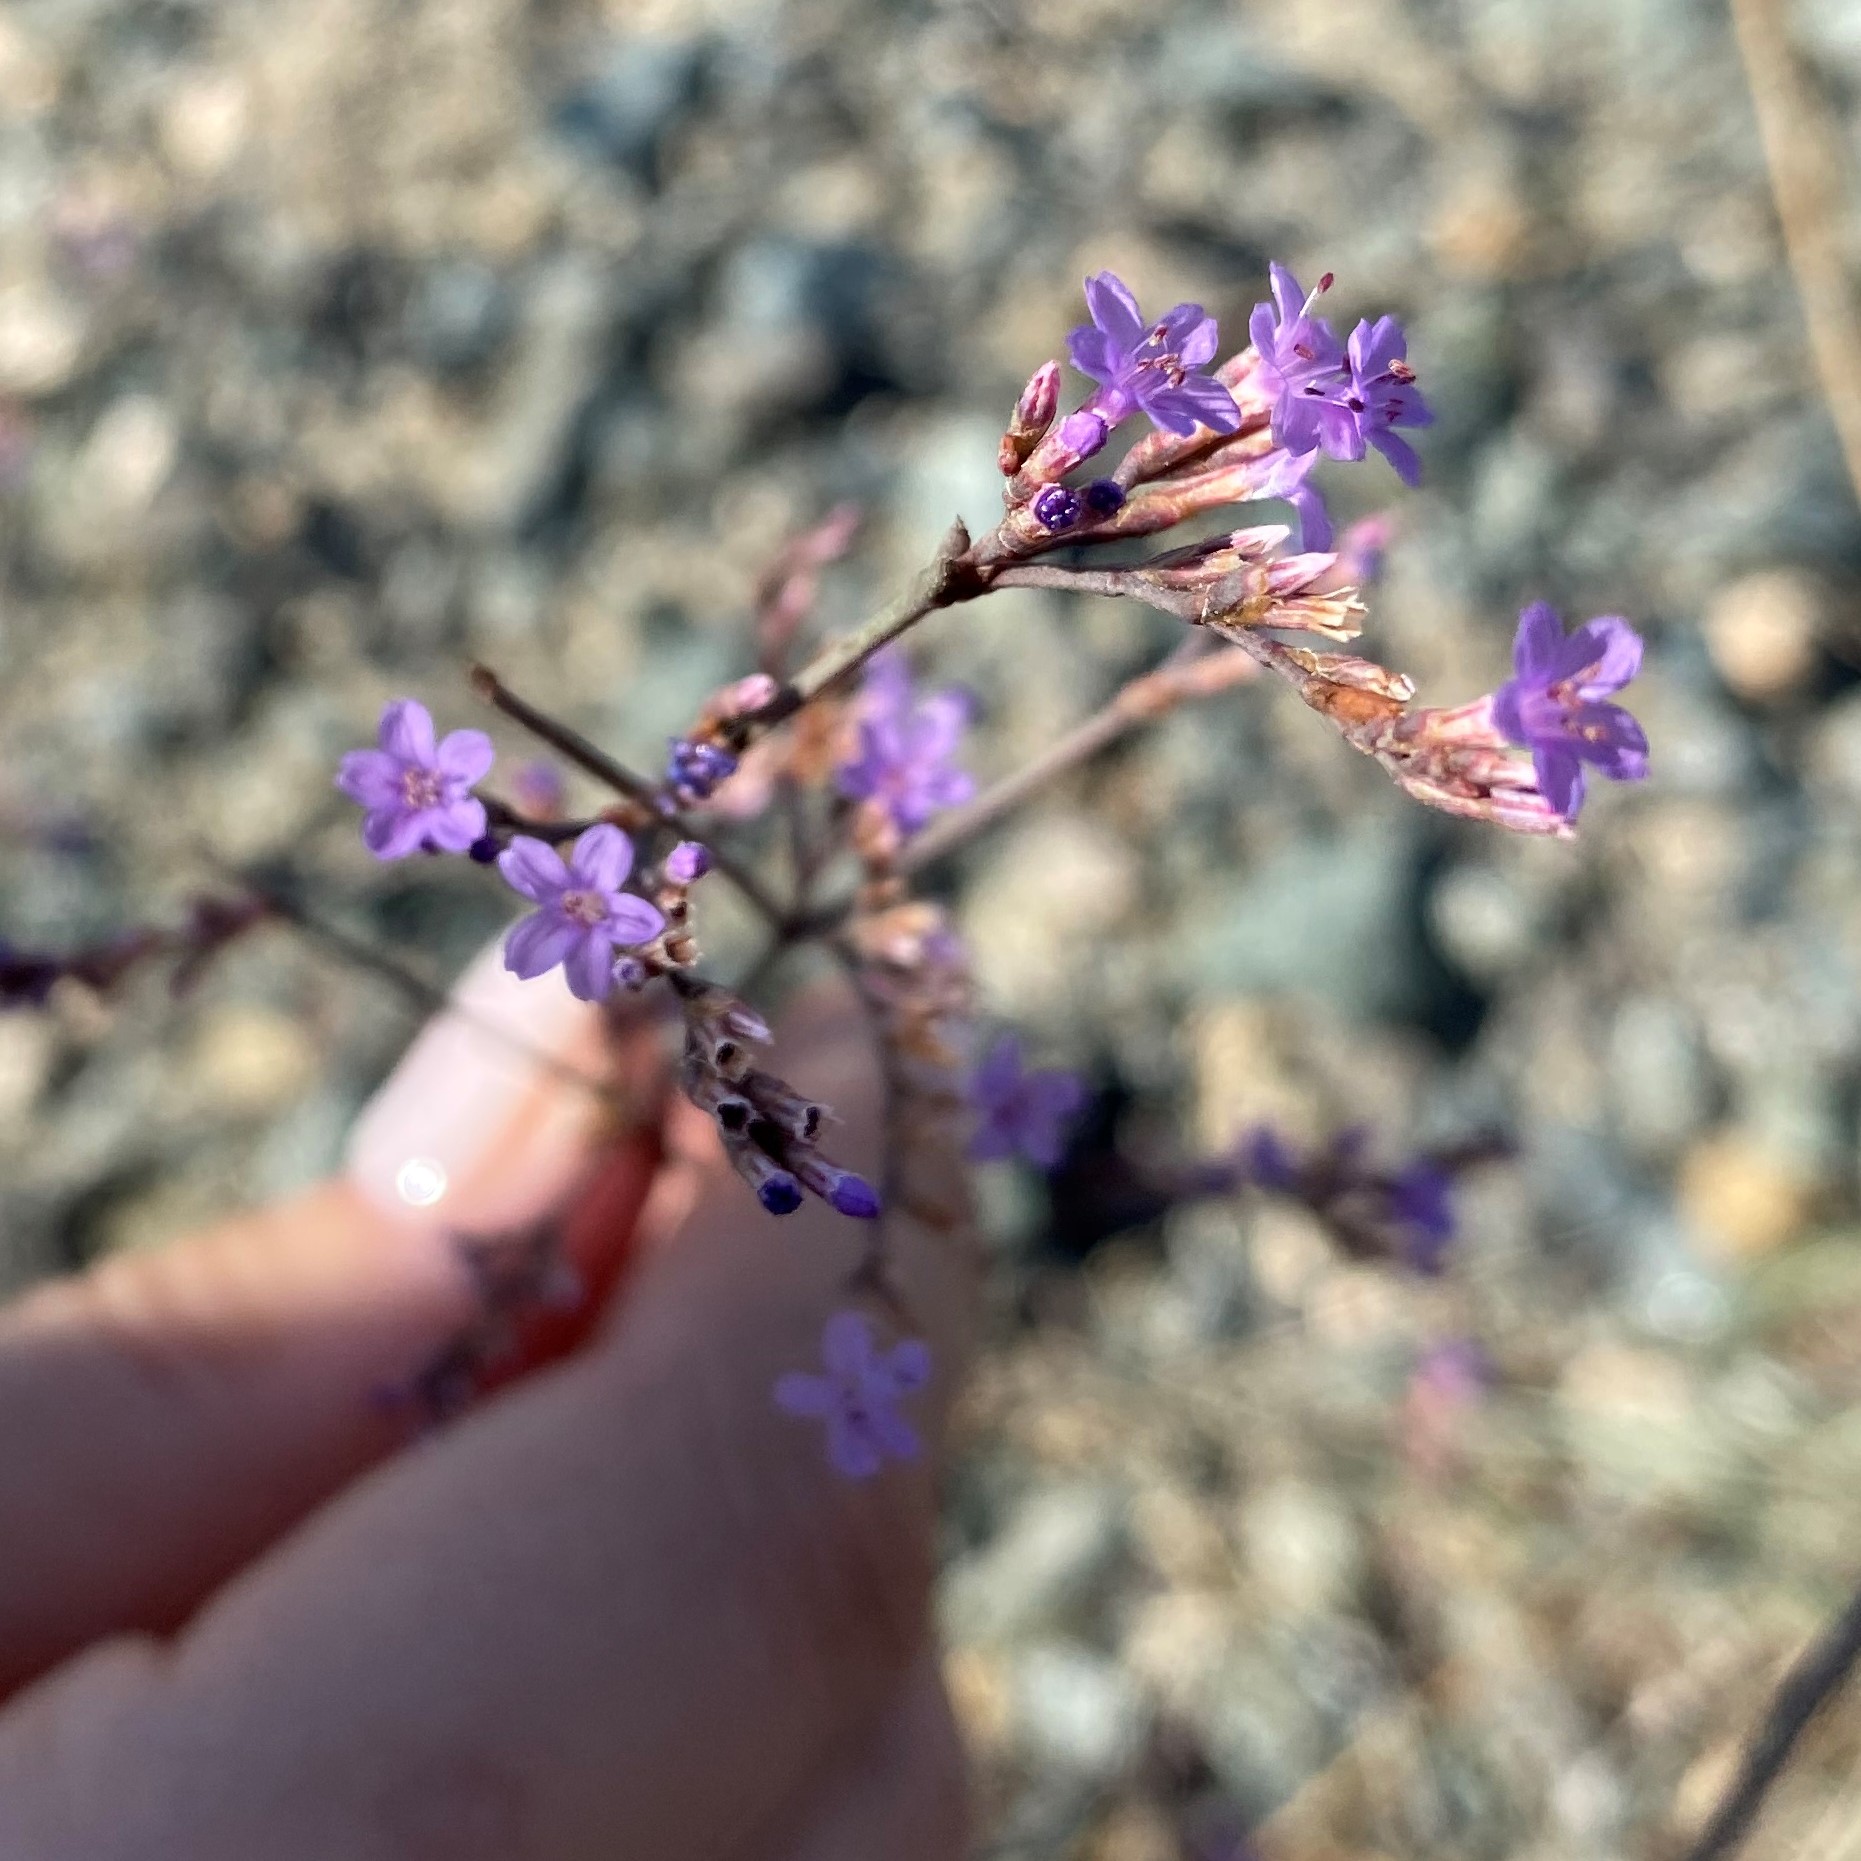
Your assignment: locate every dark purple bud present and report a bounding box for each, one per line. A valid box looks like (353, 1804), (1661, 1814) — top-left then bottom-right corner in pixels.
(1082, 477), (1126, 516)
(758, 1172), (804, 1216)
(664, 839), (712, 885)
(467, 834), (500, 864)
(665, 737), (739, 802)
(1033, 485), (1082, 532)
(612, 954), (650, 992)
(828, 1172), (881, 1219)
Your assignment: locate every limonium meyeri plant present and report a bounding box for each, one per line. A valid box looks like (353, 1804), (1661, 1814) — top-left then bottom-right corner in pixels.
(6, 267), (1649, 1476)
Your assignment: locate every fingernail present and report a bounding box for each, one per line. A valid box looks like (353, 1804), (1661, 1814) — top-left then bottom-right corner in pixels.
(345, 939), (610, 1230)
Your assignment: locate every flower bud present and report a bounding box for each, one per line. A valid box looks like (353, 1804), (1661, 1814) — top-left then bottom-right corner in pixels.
(998, 360), (1062, 474)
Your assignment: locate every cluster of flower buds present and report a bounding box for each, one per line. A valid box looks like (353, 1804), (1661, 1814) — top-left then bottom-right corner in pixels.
(1133, 524), (1366, 642)
(672, 973), (879, 1219)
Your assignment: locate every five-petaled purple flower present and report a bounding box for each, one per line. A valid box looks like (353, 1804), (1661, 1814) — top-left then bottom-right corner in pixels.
(773, 1309), (931, 1479)
(1250, 264), (1432, 481)
(497, 823), (666, 1002)
(836, 650), (974, 835)
(1067, 272), (1243, 438)
(336, 699), (494, 860)
(968, 1034), (1084, 1169)
(1492, 603), (1649, 821)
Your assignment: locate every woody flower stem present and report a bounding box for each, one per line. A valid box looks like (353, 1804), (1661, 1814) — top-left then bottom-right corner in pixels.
(741, 520), (979, 733)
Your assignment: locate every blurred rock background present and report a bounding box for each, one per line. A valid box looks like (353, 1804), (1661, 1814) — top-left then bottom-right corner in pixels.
(4, 0), (1861, 1853)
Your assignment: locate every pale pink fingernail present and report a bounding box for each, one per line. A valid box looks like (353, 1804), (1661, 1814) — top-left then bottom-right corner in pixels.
(345, 939), (610, 1230)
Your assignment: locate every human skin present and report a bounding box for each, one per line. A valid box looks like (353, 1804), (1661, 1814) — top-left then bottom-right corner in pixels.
(0, 961), (972, 1859)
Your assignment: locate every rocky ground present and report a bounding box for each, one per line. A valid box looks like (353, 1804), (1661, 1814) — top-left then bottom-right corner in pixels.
(5, 0), (1861, 1853)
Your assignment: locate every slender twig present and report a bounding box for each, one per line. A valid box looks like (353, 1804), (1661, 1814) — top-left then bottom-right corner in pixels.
(468, 663), (788, 929)
(745, 520), (977, 731)
(1680, 1580), (1861, 1861)
(898, 633), (1245, 878)
(1731, 0), (1861, 504)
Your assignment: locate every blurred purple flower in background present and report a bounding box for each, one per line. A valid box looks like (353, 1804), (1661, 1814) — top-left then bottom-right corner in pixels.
(836, 649), (974, 835)
(336, 698), (493, 859)
(774, 1309), (932, 1478)
(1493, 603), (1649, 820)
(665, 736), (739, 804)
(969, 1035), (1085, 1168)
(497, 823), (665, 1001)
(1067, 271), (1243, 438)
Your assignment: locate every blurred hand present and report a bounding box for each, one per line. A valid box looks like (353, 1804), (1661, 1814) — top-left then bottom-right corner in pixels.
(0, 952), (973, 1859)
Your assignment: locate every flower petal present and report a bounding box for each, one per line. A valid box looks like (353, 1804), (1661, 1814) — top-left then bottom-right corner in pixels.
(1170, 373), (1244, 434)
(606, 894), (667, 947)
(1490, 677), (1530, 747)
(822, 1308), (876, 1380)
(435, 728), (496, 785)
(1066, 324), (1120, 385)
(362, 807), (428, 859)
(1559, 615), (1643, 696)
(825, 1414), (885, 1479)
(1533, 744), (1586, 820)
(882, 1338), (933, 1393)
(379, 698), (437, 766)
(1084, 270), (1144, 348)
(571, 822), (635, 892)
(1287, 482), (1332, 552)
(497, 836), (569, 903)
(419, 798), (488, 853)
(1267, 262), (1306, 327)
(1569, 701), (1649, 780)
(864, 1407), (921, 1464)
(563, 931), (614, 1002)
(504, 909), (580, 980)
(336, 749), (402, 808)
(1512, 602), (1566, 683)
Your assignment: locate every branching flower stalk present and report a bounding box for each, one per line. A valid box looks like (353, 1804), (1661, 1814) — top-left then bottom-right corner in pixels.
(6, 265), (1651, 1478)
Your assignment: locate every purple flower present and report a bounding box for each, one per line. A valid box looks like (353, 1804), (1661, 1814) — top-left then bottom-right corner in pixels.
(1342, 315), (1433, 485)
(1067, 271), (1243, 438)
(773, 1309), (932, 1479)
(1492, 603), (1649, 821)
(968, 1035), (1084, 1169)
(1238, 1123), (1302, 1193)
(336, 699), (494, 859)
(496, 823), (667, 1002)
(664, 839), (711, 885)
(1250, 267), (1431, 482)
(1249, 263), (1352, 456)
(836, 650), (974, 836)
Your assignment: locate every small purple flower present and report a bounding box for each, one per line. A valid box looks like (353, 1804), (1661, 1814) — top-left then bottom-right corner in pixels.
(836, 650), (974, 836)
(666, 737), (738, 804)
(336, 699), (494, 860)
(1067, 271), (1243, 438)
(1342, 315), (1433, 485)
(1492, 603), (1649, 821)
(773, 1309), (932, 1479)
(1034, 485), (1083, 531)
(496, 823), (667, 1002)
(664, 839), (711, 885)
(968, 1035), (1084, 1169)
(1387, 1161), (1457, 1275)
(1250, 263), (1352, 457)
